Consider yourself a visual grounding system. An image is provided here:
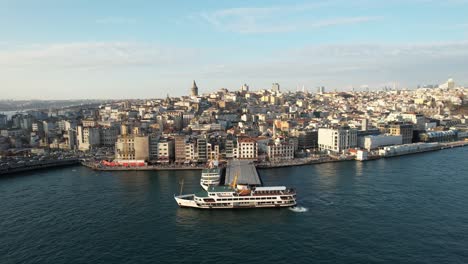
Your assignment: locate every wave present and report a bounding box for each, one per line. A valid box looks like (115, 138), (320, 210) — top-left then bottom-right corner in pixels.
(289, 206), (308, 213)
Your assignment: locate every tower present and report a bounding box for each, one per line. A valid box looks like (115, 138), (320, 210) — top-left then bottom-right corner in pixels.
(241, 83), (249, 92)
(271, 83), (280, 92)
(191, 80), (199, 96)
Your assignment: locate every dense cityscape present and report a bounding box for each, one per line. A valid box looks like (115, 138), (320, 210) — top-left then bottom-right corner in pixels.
(4, 0), (468, 262)
(1, 78), (466, 174)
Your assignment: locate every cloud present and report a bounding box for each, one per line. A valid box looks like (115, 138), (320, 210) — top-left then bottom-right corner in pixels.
(0, 42), (198, 69)
(1, 40), (467, 98)
(194, 41), (468, 88)
(200, 3), (381, 33)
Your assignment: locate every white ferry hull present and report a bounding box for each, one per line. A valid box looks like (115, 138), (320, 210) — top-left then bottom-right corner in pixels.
(175, 198), (296, 209)
(176, 185), (296, 209)
(174, 194), (198, 208)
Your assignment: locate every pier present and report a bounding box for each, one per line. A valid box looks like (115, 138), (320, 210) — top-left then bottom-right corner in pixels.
(224, 160), (262, 186)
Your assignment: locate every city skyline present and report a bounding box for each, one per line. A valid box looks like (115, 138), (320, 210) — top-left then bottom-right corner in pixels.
(1, 0), (468, 99)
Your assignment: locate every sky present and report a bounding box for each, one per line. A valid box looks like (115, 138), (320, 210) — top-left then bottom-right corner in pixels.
(1, 0), (468, 99)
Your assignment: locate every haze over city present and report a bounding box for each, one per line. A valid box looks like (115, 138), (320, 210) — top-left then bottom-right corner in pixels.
(1, 0), (468, 99)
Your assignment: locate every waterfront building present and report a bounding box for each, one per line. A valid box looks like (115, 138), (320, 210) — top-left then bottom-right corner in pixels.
(157, 139), (174, 162)
(197, 137), (208, 163)
(318, 127), (358, 153)
(174, 135), (186, 163)
(115, 134), (149, 161)
(389, 122), (414, 144)
(357, 129), (381, 148)
(267, 140), (295, 161)
(363, 135), (403, 150)
(184, 141), (196, 162)
(149, 134), (160, 161)
(291, 129), (318, 150)
(237, 137), (258, 159)
(419, 130), (457, 142)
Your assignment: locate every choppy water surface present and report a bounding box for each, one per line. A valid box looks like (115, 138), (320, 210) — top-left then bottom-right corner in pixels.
(1, 147), (467, 264)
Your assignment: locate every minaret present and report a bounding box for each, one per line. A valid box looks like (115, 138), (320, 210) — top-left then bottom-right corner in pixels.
(191, 80), (198, 96)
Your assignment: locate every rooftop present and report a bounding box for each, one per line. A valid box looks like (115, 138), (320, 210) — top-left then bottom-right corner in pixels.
(195, 190), (209, 197)
(207, 185), (235, 193)
(225, 160), (262, 186)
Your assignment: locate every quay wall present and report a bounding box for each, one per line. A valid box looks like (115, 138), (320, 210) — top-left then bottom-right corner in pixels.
(0, 159), (80, 176)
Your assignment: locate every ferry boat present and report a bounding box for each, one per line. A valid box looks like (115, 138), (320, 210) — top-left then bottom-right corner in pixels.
(200, 161), (221, 191)
(174, 184), (296, 209)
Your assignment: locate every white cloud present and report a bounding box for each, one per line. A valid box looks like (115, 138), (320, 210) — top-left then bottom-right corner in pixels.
(0, 42), (198, 69)
(1, 40), (467, 98)
(194, 41), (468, 89)
(200, 2), (381, 33)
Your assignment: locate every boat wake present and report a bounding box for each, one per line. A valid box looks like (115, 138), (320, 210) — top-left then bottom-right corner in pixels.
(289, 206), (308, 213)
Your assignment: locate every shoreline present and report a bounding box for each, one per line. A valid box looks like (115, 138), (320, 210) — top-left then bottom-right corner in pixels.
(0, 159), (80, 176)
(84, 140), (467, 171)
(1, 141), (466, 175)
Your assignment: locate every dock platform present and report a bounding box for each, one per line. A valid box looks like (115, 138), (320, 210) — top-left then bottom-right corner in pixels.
(225, 160), (262, 186)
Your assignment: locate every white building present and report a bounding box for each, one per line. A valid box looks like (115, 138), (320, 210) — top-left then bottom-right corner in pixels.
(267, 141), (294, 161)
(77, 126), (100, 151)
(318, 127), (357, 153)
(185, 142), (196, 161)
(237, 137), (258, 159)
(386, 112), (425, 130)
(157, 140), (174, 162)
(364, 135), (403, 150)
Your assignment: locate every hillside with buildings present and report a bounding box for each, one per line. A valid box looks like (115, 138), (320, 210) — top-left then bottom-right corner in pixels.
(1, 79), (467, 169)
